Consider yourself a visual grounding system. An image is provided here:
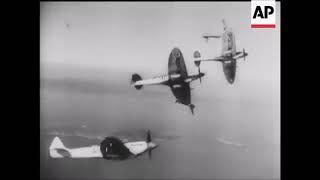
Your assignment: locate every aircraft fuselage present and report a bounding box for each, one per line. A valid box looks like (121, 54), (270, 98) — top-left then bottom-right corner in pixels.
(131, 47), (203, 114)
(220, 28), (237, 84)
(49, 136), (158, 161)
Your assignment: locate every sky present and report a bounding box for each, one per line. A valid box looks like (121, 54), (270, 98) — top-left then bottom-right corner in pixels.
(40, 2), (280, 77)
(40, 1), (280, 120)
(40, 2), (280, 179)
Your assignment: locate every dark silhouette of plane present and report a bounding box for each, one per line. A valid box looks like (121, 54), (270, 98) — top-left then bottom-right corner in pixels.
(131, 47), (205, 115)
(49, 130), (157, 160)
(195, 20), (248, 84)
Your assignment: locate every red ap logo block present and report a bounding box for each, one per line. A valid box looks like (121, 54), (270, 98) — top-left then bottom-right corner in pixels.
(251, 0), (276, 28)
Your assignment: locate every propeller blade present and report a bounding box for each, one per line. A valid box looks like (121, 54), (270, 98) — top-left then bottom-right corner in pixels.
(147, 130), (151, 143)
(243, 48), (246, 61)
(147, 130), (152, 159)
(148, 149), (152, 160)
(198, 67), (202, 83)
(189, 104), (195, 115)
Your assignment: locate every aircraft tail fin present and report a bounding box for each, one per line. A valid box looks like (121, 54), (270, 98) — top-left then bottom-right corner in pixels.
(49, 137), (71, 158)
(49, 137), (67, 150)
(193, 51), (203, 83)
(222, 19), (227, 30)
(131, 74), (143, 90)
(193, 51), (202, 67)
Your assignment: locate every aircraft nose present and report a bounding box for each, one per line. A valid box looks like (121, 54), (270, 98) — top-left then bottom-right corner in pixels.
(228, 78), (235, 84)
(172, 48), (182, 57)
(148, 142), (158, 149)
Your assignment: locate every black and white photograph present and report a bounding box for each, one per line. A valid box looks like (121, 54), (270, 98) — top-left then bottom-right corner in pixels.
(40, 2), (280, 179)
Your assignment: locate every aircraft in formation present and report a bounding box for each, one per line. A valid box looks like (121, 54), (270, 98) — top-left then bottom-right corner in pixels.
(130, 20), (248, 115)
(131, 47), (205, 115)
(194, 19), (248, 84)
(49, 20), (248, 159)
(49, 130), (157, 160)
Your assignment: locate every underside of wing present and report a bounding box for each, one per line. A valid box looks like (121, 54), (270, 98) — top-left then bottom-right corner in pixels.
(202, 35), (221, 39)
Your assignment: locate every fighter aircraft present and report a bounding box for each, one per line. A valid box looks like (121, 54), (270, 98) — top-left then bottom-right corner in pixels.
(131, 47), (205, 115)
(49, 130), (158, 160)
(194, 20), (248, 84)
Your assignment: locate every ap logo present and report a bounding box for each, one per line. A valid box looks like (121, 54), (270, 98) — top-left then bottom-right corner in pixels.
(251, 0), (276, 28)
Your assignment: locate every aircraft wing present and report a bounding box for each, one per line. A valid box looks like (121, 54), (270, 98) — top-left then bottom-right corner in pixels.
(202, 35), (221, 39)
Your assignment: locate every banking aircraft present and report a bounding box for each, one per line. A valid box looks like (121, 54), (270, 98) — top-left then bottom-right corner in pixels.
(194, 20), (248, 84)
(49, 130), (157, 160)
(131, 47), (205, 115)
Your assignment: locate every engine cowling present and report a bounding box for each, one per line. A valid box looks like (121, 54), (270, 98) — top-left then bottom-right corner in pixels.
(131, 74), (143, 90)
(100, 137), (131, 160)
